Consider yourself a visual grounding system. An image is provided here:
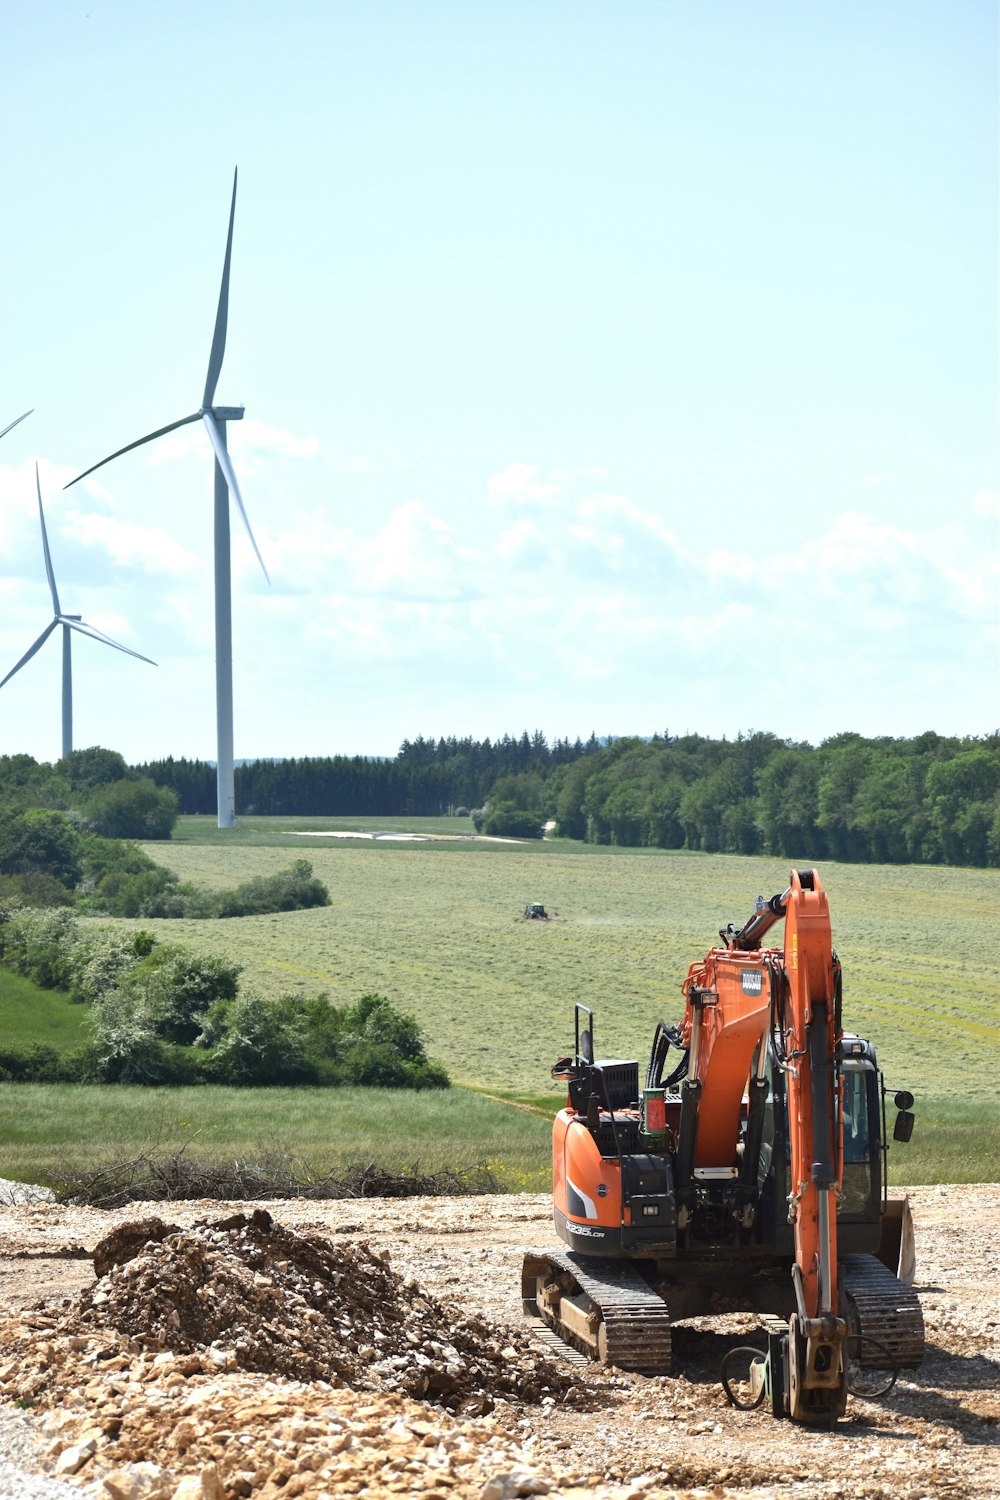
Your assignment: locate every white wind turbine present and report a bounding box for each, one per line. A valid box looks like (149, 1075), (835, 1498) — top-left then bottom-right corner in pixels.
(66, 168), (267, 827)
(0, 465), (156, 759)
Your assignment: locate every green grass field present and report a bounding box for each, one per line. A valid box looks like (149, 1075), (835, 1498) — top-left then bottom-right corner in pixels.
(122, 825), (1000, 1105)
(0, 971), (91, 1051)
(0, 1083), (553, 1191)
(2, 819), (998, 1188)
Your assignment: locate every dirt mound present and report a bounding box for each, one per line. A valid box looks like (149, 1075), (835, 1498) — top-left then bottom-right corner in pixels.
(80, 1209), (577, 1413)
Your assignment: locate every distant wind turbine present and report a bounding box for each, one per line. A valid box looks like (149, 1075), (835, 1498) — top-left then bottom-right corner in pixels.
(66, 167), (267, 828)
(1, 410), (33, 442)
(0, 465), (156, 760)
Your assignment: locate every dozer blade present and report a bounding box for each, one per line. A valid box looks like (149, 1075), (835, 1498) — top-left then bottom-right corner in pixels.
(522, 1249), (671, 1376)
(878, 1194), (916, 1286)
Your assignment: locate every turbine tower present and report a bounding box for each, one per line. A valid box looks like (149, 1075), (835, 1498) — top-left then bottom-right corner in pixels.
(0, 465), (156, 759)
(66, 168), (267, 828)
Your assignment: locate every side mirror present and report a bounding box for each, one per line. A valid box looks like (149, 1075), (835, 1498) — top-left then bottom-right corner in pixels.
(894, 1090), (915, 1111)
(893, 1110), (915, 1143)
(579, 1028), (594, 1064)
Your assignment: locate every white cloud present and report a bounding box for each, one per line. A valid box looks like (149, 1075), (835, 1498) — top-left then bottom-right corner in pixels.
(63, 508), (201, 576)
(487, 462), (561, 506)
(355, 501), (478, 601)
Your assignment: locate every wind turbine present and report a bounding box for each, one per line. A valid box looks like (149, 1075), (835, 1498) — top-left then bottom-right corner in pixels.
(66, 168), (267, 828)
(0, 465), (156, 760)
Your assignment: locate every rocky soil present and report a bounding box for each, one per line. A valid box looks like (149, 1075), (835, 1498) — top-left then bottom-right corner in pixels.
(0, 1185), (995, 1500)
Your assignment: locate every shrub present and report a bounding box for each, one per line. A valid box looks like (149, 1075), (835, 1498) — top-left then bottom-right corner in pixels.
(0, 1043), (66, 1083)
(0, 906), (81, 989)
(0, 871), (74, 908)
(81, 778), (179, 841)
(0, 807), (83, 888)
(124, 947), (242, 1045)
(69, 929), (157, 1005)
(482, 804), (543, 839)
(214, 860), (330, 918)
(88, 989), (170, 1084)
(323, 993), (449, 1090)
(207, 991), (316, 1085)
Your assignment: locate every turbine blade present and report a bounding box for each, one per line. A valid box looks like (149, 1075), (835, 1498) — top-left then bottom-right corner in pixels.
(64, 412), (202, 490)
(202, 411), (270, 583)
(0, 620), (58, 689)
(36, 465), (61, 616)
(63, 617), (157, 666)
(0, 409), (32, 442)
(203, 167), (238, 409)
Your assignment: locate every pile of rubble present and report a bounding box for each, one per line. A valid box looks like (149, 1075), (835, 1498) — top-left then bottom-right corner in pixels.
(74, 1209), (578, 1413)
(0, 1211), (601, 1497)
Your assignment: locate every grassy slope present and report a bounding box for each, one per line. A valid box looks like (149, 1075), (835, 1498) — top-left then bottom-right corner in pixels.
(3, 820), (997, 1186)
(125, 826), (999, 1105)
(0, 970), (91, 1050)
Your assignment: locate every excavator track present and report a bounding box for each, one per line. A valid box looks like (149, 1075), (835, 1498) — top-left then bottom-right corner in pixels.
(522, 1250), (672, 1375)
(840, 1253), (925, 1369)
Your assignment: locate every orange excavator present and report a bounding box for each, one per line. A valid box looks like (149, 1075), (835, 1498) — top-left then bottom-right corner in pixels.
(522, 869), (923, 1424)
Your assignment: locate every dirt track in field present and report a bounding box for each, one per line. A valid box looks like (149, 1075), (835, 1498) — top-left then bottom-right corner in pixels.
(0, 1184), (996, 1499)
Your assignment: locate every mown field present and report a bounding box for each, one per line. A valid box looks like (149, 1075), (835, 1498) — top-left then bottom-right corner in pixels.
(2, 820), (997, 1188)
(126, 822), (999, 1105)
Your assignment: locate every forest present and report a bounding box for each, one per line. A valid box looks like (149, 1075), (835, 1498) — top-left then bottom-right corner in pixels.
(134, 729), (1000, 868)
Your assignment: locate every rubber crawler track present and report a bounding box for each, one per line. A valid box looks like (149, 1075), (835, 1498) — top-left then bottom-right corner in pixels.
(840, 1253), (925, 1369)
(522, 1249), (672, 1375)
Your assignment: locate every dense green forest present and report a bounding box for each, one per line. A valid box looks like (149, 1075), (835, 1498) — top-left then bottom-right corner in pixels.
(2, 731), (998, 868)
(137, 732), (598, 817)
(135, 730), (1000, 868)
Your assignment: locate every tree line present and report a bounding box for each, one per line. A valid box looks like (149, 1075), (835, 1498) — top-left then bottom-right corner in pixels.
(136, 729), (1000, 866)
(540, 730), (1000, 867)
(4, 730), (997, 867)
(137, 732), (602, 816)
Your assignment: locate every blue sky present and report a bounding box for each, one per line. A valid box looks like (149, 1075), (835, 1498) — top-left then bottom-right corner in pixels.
(1, 1), (996, 764)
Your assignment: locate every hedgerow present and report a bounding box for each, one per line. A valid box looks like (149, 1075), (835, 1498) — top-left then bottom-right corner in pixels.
(0, 908), (448, 1091)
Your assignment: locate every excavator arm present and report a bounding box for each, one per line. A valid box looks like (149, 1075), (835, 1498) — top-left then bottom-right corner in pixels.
(678, 869), (848, 1420)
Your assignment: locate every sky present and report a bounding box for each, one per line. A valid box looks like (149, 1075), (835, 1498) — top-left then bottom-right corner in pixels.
(1, 1), (997, 766)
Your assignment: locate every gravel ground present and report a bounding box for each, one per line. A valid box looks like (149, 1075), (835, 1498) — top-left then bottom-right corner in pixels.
(0, 1183), (996, 1499)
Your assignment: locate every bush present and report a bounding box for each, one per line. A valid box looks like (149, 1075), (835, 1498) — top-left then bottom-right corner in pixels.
(0, 905), (81, 989)
(123, 947), (242, 1045)
(214, 860), (330, 918)
(207, 991), (316, 1085)
(88, 989), (171, 1084)
(0, 908), (448, 1091)
(0, 871), (74, 908)
(0, 807), (83, 889)
(481, 804), (543, 839)
(0, 1043), (67, 1083)
(81, 778), (179, 841)
(321, 993), (449, 1090)
(69, 929), (157, 1005)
